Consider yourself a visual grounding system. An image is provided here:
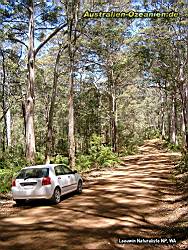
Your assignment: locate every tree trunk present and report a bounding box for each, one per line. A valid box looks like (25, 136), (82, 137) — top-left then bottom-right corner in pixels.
(68, 58), (76, 168)
(171, 91), (178, 145)
(166, 91), (171, 142)
(185, 82), (188, 149)
(179, 61), (188, 150)
(66, 0), (80, 168)
(180, 83), (188, 150)
(2, 127), (6, 153)
(184, 82), (188, 150)
(45, 49), (61, 164)
(160, 91), (165, 139)
(181, 110), (186, 147)
(1, 49), (11, 149)
(181, 98), (188, 150)
(109, 68), (117, 152)
(111, 91), (117, 152)
(158, 91), (165, 140)
(25, 0), (36, 163)
(5, 109), (11, 147)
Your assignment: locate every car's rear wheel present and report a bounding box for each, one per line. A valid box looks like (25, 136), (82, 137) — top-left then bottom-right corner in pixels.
(51, 187), (61, 204)
(15, 199), (25, 206)
(77, 180), (83, 194)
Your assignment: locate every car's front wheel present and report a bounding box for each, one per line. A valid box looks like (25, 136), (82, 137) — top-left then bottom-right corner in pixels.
(51, 187), (61, 204)
(77, 180), (83, 194)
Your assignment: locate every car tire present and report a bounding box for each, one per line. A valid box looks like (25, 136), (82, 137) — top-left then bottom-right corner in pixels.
(77, 180), (83, 194)
(15, 199), (25, 206)
(51, 187), (61, 204)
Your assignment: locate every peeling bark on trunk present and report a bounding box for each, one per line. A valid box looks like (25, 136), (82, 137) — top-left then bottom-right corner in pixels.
(68, 61), (76, 168)
(25, 0), (36, 163)
(5, 109), (11, 147)
(1, 49), (11, 149)
(108, 68), (117, 152)
(66, 0), (80, 168)
(171, 91), (178, 146)
(179, 62), (188, 150)
(180, 84), (188, 150)
(181, 110), (186, 147)
(45, 49), (61, 164)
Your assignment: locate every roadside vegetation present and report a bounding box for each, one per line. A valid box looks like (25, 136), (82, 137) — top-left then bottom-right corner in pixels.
(160, 139), (188, 189)
(173, 153), (188, 189)
(0, 132), (141, 193)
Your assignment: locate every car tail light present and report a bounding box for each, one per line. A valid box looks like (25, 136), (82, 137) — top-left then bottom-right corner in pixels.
(42, 176), (51, 185)
(12, 179), (16, 187)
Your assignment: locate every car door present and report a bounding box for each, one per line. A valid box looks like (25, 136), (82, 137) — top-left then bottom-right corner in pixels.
(54, 165), (70, 194)
(61, 165), (77, 192)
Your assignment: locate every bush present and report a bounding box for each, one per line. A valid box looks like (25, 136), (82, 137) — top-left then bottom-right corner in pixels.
(0, 166), (22, 193)
(76, 147), (119, 172)
(120, 144), (139, 156)
(0, 148), (27, 193)
(88, 133), (102, 160)
(50, 155), (68, 165)
(35, 151), (45, 164)
(0, 150), (27, 170)
(0, 152), (25, 193)
(144, 128), (161, 140)
(163, 141), (180, 152)
(96, 146), (119, 166)
(175, 153), (188, 174)
(76, 134), (119, 172)
(76, 155), (92, 171)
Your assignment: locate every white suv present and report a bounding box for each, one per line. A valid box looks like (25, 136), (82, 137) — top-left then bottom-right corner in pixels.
(12, 164), (83, 205)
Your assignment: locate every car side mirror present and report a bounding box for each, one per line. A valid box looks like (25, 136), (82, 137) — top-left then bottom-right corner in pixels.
(73, 170), (77, 174)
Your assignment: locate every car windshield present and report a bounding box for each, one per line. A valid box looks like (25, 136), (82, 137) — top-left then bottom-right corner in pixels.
(16, 168), (49, 179)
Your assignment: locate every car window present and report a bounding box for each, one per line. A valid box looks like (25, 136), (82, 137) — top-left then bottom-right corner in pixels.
(16, 170), (25, 179)
(61, 165), (73, 175)
(16, 168), (49, 179)
(54, 166), (64, 176)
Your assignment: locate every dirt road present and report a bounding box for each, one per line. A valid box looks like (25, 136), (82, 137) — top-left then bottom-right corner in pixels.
(0, 140), (188, 250)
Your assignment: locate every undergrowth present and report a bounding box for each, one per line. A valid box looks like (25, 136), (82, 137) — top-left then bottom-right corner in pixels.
(76, 134), (119, 172)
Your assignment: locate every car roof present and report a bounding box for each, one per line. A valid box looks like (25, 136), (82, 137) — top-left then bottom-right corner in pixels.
(22, 164), (67, 169)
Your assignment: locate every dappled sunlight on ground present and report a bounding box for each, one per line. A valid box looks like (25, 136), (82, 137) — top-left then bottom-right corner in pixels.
(0, 139), (187, 250)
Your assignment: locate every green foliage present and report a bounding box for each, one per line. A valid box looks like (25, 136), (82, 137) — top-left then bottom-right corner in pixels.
(144, 128), (161, 140)
(163, 141), (181, 152)
(0, 167), (22, 193)
(76, 155), (92, 172)
(118, 86), (160, 154)
(121, 144), (139, 156)
(0, 149), (26, 170)
(118, 129), (144, 156)
(74, 87), (101, 154)
(35, 151), (45, 164)
(50, 155), (68, 165)
(88, 134), (102, 160)
(96, 146), (119, 167)
(0, 149), (26, 193)
(175, 153), (188, 174)
(76, 134), (119, 171)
